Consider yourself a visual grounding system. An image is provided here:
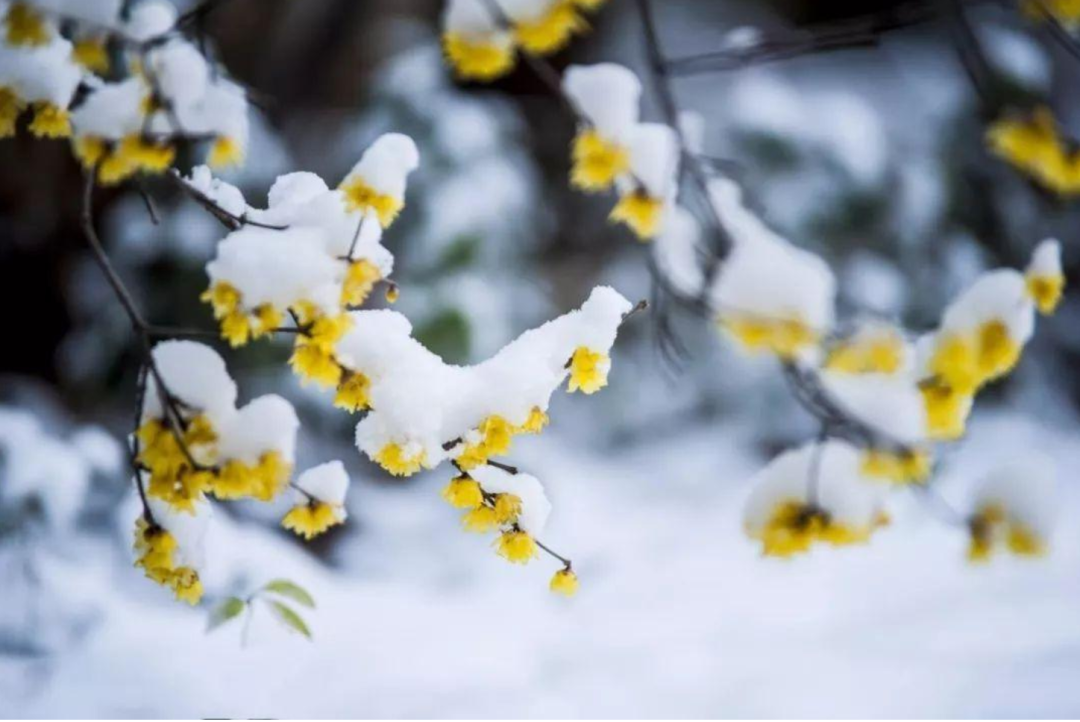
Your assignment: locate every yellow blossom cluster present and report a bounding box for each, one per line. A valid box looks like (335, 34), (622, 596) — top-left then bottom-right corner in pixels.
(134, 517), (204, 605)
(442, 470), (577, 595)
(443, 0), (607, 82)
(1022, 0), (1080, 27)
(455, 409), (548, 470)
(750, 501), (889, 558)
(986, 107), (1080, 196)
(136, 414), (291, 511)
(282, 500), (345, 540)
(967, 502), (1045, 562)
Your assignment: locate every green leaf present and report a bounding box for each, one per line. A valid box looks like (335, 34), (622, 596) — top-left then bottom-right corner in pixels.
(268, 600), (311, 639)
(206, 596), (246, 633)
(414, 308), (471, 364)
(263, 579), (315, 608)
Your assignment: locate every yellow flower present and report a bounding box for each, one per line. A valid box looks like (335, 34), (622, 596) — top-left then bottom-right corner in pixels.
(171, 567), (204, 605)
(341, 259), (382, 307)
(609, 190), (664, 240)
(495, 530), (537, 563)
(567, 346), (610, 394)
(208, 135), (244, 169)
(339, 177), (404, 227)
(334, 371), (372, 412)
(98, 135), (176, 184)
(136, 416), (218, 512)
(73, 135), (107, 168)
(549, 568), (579, 596)
(514, 0), (586, 55)
(515, 406), (549, 434)
(202, 281), (241, 318)
(570, 128), (630, 192)
(967, 502), (1046, 562)
(221, 310), (253, 347)
(456, 415), (515, 470)
(721, 314), (818, 360)
(1025, 272), (1065, 315)
(72, 36), (110, 73)
(0, 87), (25, 138)
(860, 449), (931, 485)
(493, 493), (522, 524)
(824, 332), (904, 375)
(216, 452), (290, 501)
(5, 3), (50, 46)
(290, 316), (347, 387)
(442, 32), (516, 82)
(375, 443), (427, 477)
(442, 475), (484, 509)
(133, 517), (204, 605)
(1024, 0), (1080, 25)
(28, 102), (70, 139)
(462, 505), (500, 532)
(928, 334), (979, 394)
(986, 107), (1080, 195)
(750, 501), (873, 558)
(282, 501), (344, 540)
(920, 379), (972, 441)
(252, 304), (283, 339)
(974, 319), (1021, 383)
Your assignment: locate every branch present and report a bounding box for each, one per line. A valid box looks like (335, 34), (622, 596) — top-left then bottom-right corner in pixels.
(166, 169), (289, 231)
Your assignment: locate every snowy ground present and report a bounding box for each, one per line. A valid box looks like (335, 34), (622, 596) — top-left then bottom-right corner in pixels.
(3, 411), (1080, 718)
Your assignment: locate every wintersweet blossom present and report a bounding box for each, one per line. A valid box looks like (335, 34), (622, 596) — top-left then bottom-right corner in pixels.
(967, 458), (1055, 562)
(563, 63), (641, 192)
(1025, 238), (1065, 315)
(708, 179), (836, 359)
(339, 287), (631, 476)
(986, 107), (1080, 195)
(743, 441), (888, 558)
(282, 461), (350, 540)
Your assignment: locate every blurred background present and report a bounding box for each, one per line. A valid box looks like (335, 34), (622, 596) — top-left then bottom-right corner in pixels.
(2, 0), (1080, 717)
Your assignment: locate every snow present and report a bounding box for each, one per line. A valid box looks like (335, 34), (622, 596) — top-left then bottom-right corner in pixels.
(341, 132), (420, 206)
(343, 286), (632, 469)
(939, 269), (1034, 345)
(6, 413), (1080, 717)
(822, 372), (927, 445)
(625, 122), (679, 200)
(1028, 238), (1062, 278)
(0, 34), (82, 106)
(470, 465), (551, 535)
(562, 63), (642, 141)
(708, 178), (836, 331)
(216, 395), (300, 466)
(294, 461), (349, 507)
(743, 440), (884, 533)
(123, 0), (177, 42)
(143, 340), (237, 426)
(972, 454), (1057, 539)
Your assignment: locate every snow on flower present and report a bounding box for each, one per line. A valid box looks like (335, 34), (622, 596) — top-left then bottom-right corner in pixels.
(134, 496), (212, 605)
(339, 286), (632, 476)
(201, 132), (407, 365)
(136, 341), (299, 512)
(821, 371), (931, 484)
(967, 456), (1056, 562)
(0, 6), (81, 139)
(743, 440), (889, 558)
(441, 0), (607, 82)
(282, 461), (350, 540)
(563, 63), (641, 192)
(708, 178), (836, 359)
(1025, 238), (1065, 315)
(609, 122), (679, 240)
